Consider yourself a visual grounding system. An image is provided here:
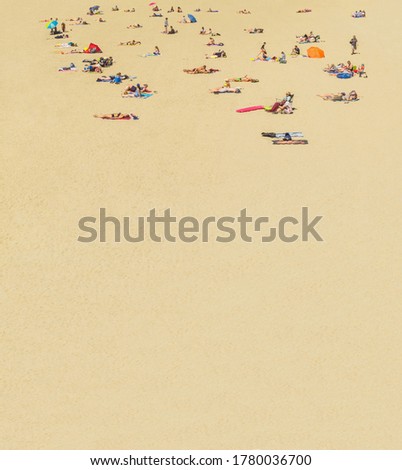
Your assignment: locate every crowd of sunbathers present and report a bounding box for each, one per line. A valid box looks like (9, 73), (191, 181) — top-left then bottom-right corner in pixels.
(318, 91), (358, 102)
(296, 32), (320, 43)
(46, 3), (367, 122)
(324, 62), (368, 77)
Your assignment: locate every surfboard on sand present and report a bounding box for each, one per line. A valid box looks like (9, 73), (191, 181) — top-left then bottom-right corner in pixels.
(236, 105), (264, 113)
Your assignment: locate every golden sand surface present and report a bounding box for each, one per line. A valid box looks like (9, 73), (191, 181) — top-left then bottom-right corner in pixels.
(1, 0), (401, 449)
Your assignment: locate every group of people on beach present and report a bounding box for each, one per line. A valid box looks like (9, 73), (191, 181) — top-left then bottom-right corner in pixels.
(45, 4), (367, 122)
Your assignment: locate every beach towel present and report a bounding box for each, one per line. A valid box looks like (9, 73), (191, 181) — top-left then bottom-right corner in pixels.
(272, 139), (308, 145)
(122, 93), (153, 99)
(337, 72), (353, 79)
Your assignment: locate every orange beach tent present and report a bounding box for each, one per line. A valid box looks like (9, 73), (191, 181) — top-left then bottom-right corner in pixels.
(307, 46), (325, 58)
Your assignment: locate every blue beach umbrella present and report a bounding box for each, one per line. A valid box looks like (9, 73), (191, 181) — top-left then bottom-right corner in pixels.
(187, 14), (197, 23)
(46, 20), (58, 29)
(90, 5), (100, 11)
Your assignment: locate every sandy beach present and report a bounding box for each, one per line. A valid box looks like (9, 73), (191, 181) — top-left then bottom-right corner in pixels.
(1, 0), (402, 449)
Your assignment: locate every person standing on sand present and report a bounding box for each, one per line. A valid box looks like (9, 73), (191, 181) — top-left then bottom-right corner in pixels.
(61, 22), (66, 33)
(350, 35), (358, 54)
(164, 17), (169, 33)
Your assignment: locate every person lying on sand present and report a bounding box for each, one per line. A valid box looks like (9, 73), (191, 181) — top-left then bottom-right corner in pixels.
(244, 28), (264, 34)
(207, 38), (224, 46)
(71, 19), (89, 25)
(183, 65), (220, 74)
(84, 57), (113, 67)
(127, 24), (142, 28)
(58, 63), (77, 71)
(318, 90), (358, 101)
(207, 8), (219, 13)
(352, 10), (366, 18)
(238, 9), (251, 14)
(96, 73), (129, 83)
(227, 75), (259, 83)
(124, 8), (136, 13)
(210, 85), (241, 94)
(151, 13), (163, 17)
(206, 49), (226, 59)
(94, 113), (139, 120)
(53, 33), (70, 39)
(297, 9), (312, 13)
(119, 40), (141, 46)
(122, 83), (153, 97)
(55, 42), (78, 48)
(83, 64), (102, 73)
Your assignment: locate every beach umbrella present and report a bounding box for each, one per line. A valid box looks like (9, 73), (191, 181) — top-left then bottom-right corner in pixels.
(46, 20), (58, 29)
(307, 46), (325, 58)
(188, 14), (197, 23)
(149, 2), (156, 6)
(90, 5), (100, 11)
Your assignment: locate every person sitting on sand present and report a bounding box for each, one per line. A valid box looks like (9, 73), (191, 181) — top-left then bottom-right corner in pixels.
(206, 49), (226, 59)
(119, 39), (141, 46)
(291, 45), (300, 56)
(127, 24), (142, 28)
(152, 5), (160, 11)
(177, 7), (182, 13)
(112, 6), (119, 11)
(183, 65), (220, 74)
(357, 64), (367, 77)
(279, 51), (287, 64)
(167, 26), (178, 34)
(267, 92), (294, 113)
(228, 75), (259, 83)
(94, 113), (139, 120)
(168, 6), (174, 13)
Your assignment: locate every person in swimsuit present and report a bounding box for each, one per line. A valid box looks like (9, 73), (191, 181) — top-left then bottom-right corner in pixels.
(94, 113), (139, 120)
